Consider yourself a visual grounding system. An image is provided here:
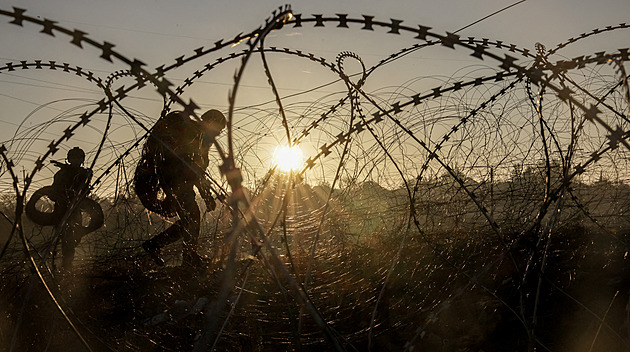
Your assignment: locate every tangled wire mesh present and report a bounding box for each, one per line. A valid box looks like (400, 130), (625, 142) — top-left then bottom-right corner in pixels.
(1, 5), (630, 352)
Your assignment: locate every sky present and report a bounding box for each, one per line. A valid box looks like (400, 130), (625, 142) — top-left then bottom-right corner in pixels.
(0, 0), (629, 190)
(1, 0), (627, 54)
(2, 1), (628, 98)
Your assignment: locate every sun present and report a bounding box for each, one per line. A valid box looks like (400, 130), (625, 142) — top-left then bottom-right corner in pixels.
(273, 144), (304, 172)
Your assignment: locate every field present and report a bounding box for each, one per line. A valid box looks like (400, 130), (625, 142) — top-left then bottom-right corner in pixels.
(2, 175), (630, 351)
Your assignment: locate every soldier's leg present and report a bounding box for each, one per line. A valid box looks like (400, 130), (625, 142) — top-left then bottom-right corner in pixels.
(143, 220), (184, 266)
(60, 211), (83, 271)
(178, 189), (202, 266)
(143, 185), (185, 265)
(180, 194), (200, 246)
(148, 220), (185, 247)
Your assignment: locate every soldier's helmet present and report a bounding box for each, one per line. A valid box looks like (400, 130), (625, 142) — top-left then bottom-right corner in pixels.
(200, 109), (226, 134)
(67, 147), (85, 165)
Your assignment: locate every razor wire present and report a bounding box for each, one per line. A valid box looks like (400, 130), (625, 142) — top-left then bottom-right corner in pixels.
(1, 5), (630, 352)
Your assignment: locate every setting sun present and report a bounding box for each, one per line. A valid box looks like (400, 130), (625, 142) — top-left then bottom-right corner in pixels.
(273, 144), (304, 172)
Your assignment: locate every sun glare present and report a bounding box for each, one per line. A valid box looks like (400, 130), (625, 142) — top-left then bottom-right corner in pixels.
(273, 144), (304, 172)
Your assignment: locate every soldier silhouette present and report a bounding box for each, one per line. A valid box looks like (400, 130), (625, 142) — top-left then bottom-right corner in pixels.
(51, 147), (93, 270)
(137, 109), (226, 268)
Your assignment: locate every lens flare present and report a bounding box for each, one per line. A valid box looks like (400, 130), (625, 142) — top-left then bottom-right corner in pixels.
(273, 144), (304, 172)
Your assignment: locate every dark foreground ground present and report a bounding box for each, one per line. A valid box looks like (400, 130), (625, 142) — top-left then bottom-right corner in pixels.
(2, 226), (630, 352)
